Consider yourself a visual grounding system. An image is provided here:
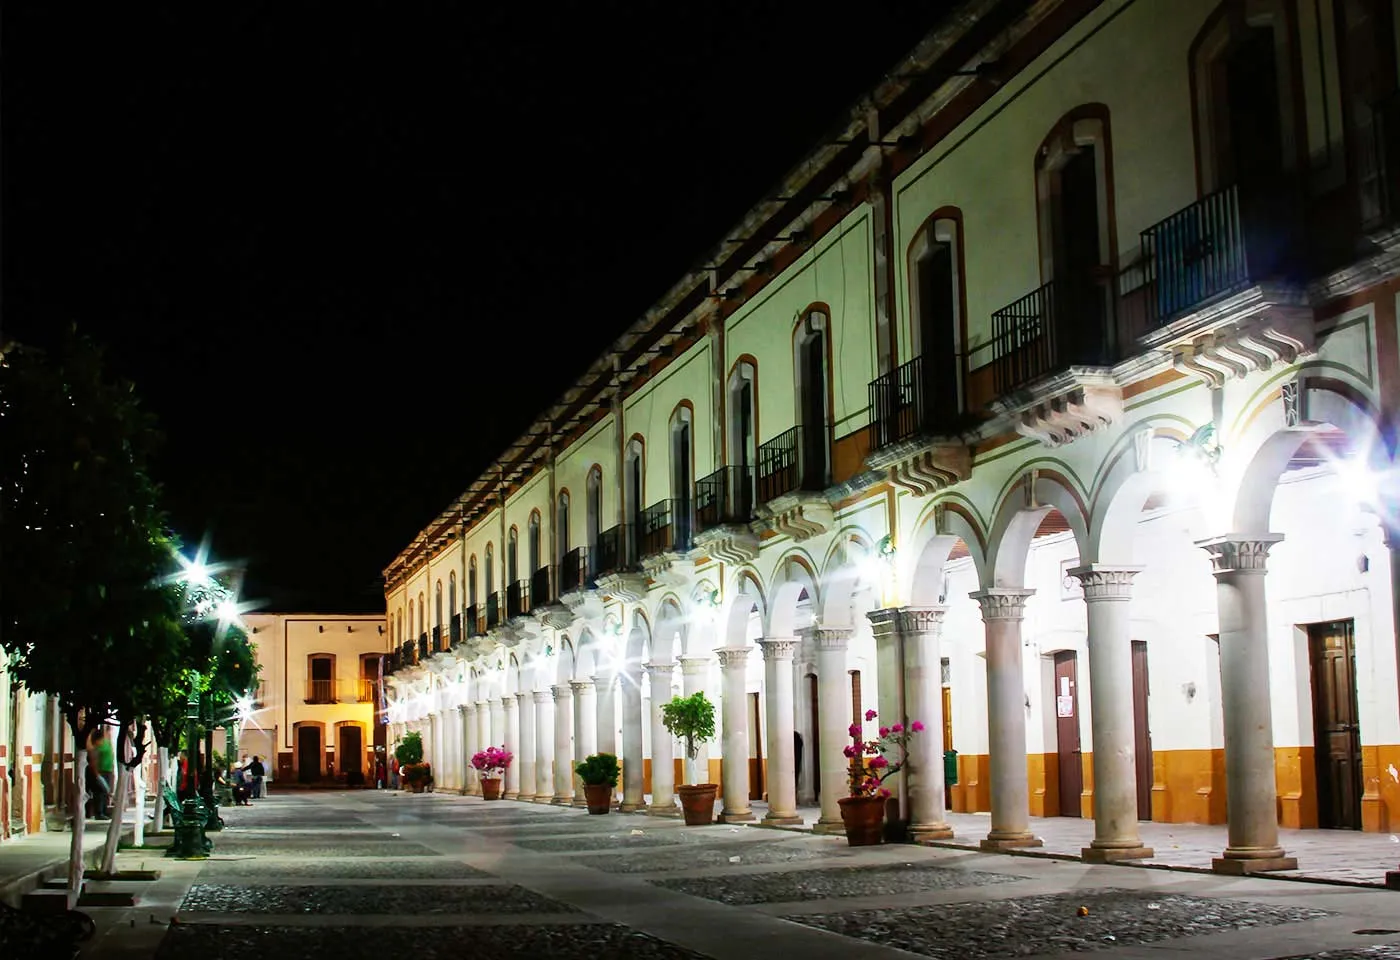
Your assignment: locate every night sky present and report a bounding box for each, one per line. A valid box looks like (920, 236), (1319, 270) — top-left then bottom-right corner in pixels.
(5, 2), (956, 613)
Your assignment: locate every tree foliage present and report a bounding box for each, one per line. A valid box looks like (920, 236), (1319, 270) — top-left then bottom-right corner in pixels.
(661, 692), (716, 760)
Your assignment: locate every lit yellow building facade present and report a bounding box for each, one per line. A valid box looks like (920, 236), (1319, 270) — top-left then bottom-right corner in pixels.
(385, 0), (1400, 875)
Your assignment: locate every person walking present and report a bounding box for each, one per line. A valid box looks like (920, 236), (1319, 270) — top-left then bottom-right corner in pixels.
(249, 755), (266, 799)
(389, 756), (400, 790)
(88, 727), (115, 820)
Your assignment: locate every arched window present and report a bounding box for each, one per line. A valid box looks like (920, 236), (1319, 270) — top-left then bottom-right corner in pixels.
(485, 543), (495, 597)
(468, 556), (478, 609)
(557, 491), (571, 560)
(793, 308), (831, 490)
(625, 438), (644, 526)
(448, 571), (457, 617)
(727, 360), (757, 496)
(670, 404), (693, 506)
(308, 653), (335, 703)
(507, 527), (519, 584)
(908, 212), (966, 423)
(417, 593), (425, 637)
(434, 580), (443, 628)
(586, 467), (602, 552)
(528, 510), (541, 574)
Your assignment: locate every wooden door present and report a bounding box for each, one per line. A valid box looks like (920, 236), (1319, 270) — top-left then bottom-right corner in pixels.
(1131, 640), (1152, 820)
(340, 725), (363, 780)
(1309, 621), (1363, 829)
(808, 675), (820, 802)
(942, 680), (953, 810)
(296, 726), (321, 783)
(747, 692), (764, 801)
(1053, 651), (1082, 817)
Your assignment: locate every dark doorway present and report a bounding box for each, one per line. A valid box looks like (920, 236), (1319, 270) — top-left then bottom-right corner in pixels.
(297, 726), (321, 783)
(1216, 26), (1284, 189)
(941, 673), (954, 811)
(340, 725), (364, 786)
(1131, 640), (1153, 821)
(1053, 651), (1082, 817)
(799, 325), (828, 490)
(1308, 620), (1363, 830)
(748, 692), (764, 802)
(917, 237), (960, 422)
(808, 674), (821, 802)
(309, 655), (333, 704)
(1053, 145), (1105, 361)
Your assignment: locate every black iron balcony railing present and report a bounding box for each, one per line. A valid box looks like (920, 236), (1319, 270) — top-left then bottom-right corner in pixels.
(594, 523), (637, 577)
(559, 547), (588, 593)
(465, 603), (482, 638)
(639, 499), (693, 557)
(449, 612), (462, 646)
(990, 275), (1116, 397)
(417, 632), (429, 660)
(530, 565), (554, 608)
(867, 353), (965, 452)
(431, 625), (443, 653)
(306, 678), (335, 704)
(756, 425), (827, 503)
(694, 466), (754, 533)
(506, 580), (530, 619)
(485, 592), (501, 630)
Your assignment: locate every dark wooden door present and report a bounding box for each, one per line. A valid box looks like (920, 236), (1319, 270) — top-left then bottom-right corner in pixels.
(942, 681), (954, 810)
(748, 692), (764, 801)
(297, 726), (321, 783)
(808, 675), (821, 802)
(340, 725), (363, 779)
(1053, 651), (1082, 817)
(800, 332), (828, 490)
(1131, 640), (1153, 821)
(1309, 621), (1363, 830)
(918, 242), (961, 420)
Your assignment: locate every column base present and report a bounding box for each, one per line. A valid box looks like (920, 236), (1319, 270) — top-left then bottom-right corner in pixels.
(762, 812), (804, 826)
(911, 823), (955, 843)
(515, 793), (535, 803)
(552, 795), (572, 805)
(619, 801), (643, 812)
(534, 795), (554, 804)
(572, 797), (587, 808)
(1212, 855), (1297, 875)
(505, 792), (519, 801)
(980, 832), (1042, 851)
(719, 809), (755, 823)
(1082, 844), (1154, 863)
(812, 817), (846, 836)
(647, 803), (681, 817)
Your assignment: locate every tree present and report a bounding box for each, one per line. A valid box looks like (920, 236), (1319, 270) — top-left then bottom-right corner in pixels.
(661, 692), (716, 786)
(0, 331), (182, 905)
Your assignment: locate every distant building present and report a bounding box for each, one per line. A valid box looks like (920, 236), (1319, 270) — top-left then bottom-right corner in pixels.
(241, 614), (389, 786)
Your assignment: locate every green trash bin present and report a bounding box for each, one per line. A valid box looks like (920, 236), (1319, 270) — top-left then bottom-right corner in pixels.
(944, 749), (958, 786)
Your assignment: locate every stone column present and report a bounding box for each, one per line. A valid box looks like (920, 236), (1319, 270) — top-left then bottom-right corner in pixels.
(716, 646), (754, 823)
(869, 607), (954, 842)
(460, 704), (478, 795)
(475, 700), (491, 767)
(679, 656), (710, 785)
(501, 696), (520, 799)
(570, 679), (596, 806)
(1197, 535), (1297, 873)
(812, 628), (851, 834)
(759, 639), (801, 824)
(515, 693), (535, 802)
(1070, 565), (1153, 862)
(1383, 517), (1400, 890)
(551, 684), (573, 804)
(594, 672), (618, 803)
(533, 690), (554, 803)
(971, 588), (1042, 851)
(620, 667), (645, 811)
(645, 662), (677, 815)
(488, 698), (506, 755)
(866, 612), (908, 818)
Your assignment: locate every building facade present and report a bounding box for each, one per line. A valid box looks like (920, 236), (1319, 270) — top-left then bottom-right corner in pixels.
(242, 614), (390, 786)
(383, 0), (1400, 874)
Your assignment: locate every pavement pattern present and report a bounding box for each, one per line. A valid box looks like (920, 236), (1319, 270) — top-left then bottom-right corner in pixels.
(75, 790), (1400, 960)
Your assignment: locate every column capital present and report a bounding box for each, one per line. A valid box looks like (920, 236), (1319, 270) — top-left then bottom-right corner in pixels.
(679, 656), (711, 676)
(970, 588), (1034, 621)
(569, 678), (594, 695)
(1067, 564), (1141, 601)
(591, 673), (615, 690)
(475, 700), (490, 710)
(644, 661), (676, 678)
(458, 703), (471, 716)
(867, 606), (947, 637)
(715, 646), (751, 669)
(802, 627), (853, 651)
(551, 684), (572, 702)
(514, 691), (529, 703)
(1196, 534), (1283, 575)
(759, 638), (798, 661)
(500, 695), (516, 708)
(532, 689), (552, 705)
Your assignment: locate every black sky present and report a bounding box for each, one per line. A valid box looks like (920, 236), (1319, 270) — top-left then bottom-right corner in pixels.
(4, 2), (956, 613)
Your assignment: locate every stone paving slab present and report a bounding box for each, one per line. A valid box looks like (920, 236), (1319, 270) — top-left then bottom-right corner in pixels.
(199, 857), (493, 880)
(656, 861), (1025, 905)
(575, 838), (850, 875)
(1265, 948), (1400, 960)
(208, 839), (439, 858)
(157, 922), (711, 958)
(513, 832), (693, 853)
(445, 817), (675, 838)
(181, 881), (578, 915)
(787, 888), (1331, 959)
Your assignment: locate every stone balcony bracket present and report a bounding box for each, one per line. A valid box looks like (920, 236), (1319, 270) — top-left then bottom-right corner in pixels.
(533, 603), (575, 631)
(593, 570), (650, 604)
(868, 440), (972, 496)
(755, 490), (835, 542)
(993, 368), (1123, 448)
(561, 588), (606, 621)
(693, 524), (761, 565)
(640, 552), (696, 587)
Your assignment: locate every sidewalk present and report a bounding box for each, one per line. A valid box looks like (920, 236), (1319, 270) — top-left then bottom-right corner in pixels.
(0, 818), (132, 907)
(743, 802), (1400, 889)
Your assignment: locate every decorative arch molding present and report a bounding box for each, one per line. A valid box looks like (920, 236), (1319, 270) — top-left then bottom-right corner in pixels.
(768, 551), (821, 638)
(985, 468), (1090, 589)
(1085, 419), (1205, 565)
(901, 498), (990, 607)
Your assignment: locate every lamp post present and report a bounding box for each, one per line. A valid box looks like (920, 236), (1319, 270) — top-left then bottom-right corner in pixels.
(167, 676), (211, 859)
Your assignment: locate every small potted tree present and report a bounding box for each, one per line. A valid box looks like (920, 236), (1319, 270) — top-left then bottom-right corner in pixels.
(661, 692), (717, 826)
(575, 753), (620, 815)
(839, 709), (924, 846)
(471, 745), (512, 801)
(394, 732), (424, 793)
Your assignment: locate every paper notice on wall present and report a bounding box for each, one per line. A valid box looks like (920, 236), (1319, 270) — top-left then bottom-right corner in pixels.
(1056, 695), (1074, 718)
(1059, 677), (1071, 697)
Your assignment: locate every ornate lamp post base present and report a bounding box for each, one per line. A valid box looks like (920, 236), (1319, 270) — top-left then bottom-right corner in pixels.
(166, 797), (213, 859)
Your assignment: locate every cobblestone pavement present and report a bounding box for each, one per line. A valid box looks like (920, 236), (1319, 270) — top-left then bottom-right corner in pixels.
(71, 790), (1400, 960)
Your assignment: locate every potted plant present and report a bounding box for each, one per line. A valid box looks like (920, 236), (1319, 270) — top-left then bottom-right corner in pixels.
(471, 745), (512, 801)
(661, 692), (717, 826)
(575, 753), (620, 815)
(402, 761), (433, 793)
(839, 709), (924, 846)
(394, 732), (424, 792)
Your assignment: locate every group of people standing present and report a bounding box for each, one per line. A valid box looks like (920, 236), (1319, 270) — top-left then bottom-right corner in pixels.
(229, 754), (266, 805)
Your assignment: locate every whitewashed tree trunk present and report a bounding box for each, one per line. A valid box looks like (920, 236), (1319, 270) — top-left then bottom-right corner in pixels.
(68, 749), (87, 910)
(153, 746), (169, 833)
(133, 753), (146, 848)
(100, 762), (130, 875)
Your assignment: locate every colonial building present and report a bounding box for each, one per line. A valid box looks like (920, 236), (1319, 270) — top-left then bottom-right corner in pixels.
(242, 614), (390, 786)
(383, 0), (1400, 875)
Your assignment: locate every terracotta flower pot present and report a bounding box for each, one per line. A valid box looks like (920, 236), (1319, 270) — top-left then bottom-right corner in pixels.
(676, 784), (718, 826)
(583, 783), (613, 815)
(838, 795), (886, 846)
(408, 781), (424, 794)
(481, 778), (503, 801)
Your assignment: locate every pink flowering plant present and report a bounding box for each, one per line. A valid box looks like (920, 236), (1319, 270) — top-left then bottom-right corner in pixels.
(471, 745), (513, 780)
(843, 709), (925, 798)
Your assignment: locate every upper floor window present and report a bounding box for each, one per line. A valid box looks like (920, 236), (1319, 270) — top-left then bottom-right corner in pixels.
(909, 212), (966, 417)
(434, 580), (443, 628)
(485, 543), (495, 597)
(528, 510), (541, 573)
(468, 556), (479, 608)
(793, 309), (831, 489)
(417, 593), (425, 636)
(727, 360), (757, 485)
(507, 527), (519, 584)
(670, 404), (693, 506)
(625, 438), (644, 525)
(557, 492), (571, 560)
(586, 467), (602, 551)
(308, 653), (335, 703)
(448, 571), (457, 616)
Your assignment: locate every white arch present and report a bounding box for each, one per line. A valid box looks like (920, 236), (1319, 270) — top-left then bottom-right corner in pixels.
(986, 472), (1089, 588)
(768, 553), (819, 637)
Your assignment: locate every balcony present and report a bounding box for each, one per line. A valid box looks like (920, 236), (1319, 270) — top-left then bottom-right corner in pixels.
(449, 612), (462, 646)
(417, 632), (429, 661)
(304, 679), (376, 704)
(530, 564), (558, 610)
(485, 592), (501, 630)
(639, 499), (693, 557)
(594, 524), (637, 577)
(866, 354), (973, 495)
(754, 426), (835, 541)
(693, 466), (758, 563)
(430, 625), (443, 654)
(465, 603), (483, 638)
(559, 547), (589, 595)
(757, 426), (817, 503)
(506, 579), (530, 619)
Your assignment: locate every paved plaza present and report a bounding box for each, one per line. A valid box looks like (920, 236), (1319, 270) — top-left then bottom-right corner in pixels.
(62, 791), (1400, 959)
